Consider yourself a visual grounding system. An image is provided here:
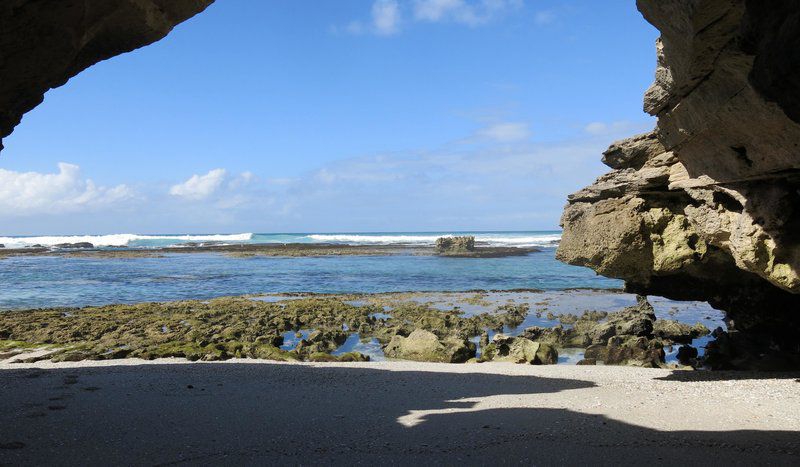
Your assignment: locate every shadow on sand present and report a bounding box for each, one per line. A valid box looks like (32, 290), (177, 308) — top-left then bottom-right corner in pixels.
(0, 363), (798, 465)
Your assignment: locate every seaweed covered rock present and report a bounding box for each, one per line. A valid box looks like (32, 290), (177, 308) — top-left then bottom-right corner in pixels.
(480, 334), (557, 365)
(384, 329), (475, 363)
(523, 295), (658, 347)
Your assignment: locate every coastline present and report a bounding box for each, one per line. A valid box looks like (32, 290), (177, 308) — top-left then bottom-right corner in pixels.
(1, 358), (798, 464)
(0, 290), (722, 367)
(0, 242), (541, 259)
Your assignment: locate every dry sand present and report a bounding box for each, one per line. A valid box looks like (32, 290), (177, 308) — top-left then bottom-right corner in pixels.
(1, 359), (799, 465)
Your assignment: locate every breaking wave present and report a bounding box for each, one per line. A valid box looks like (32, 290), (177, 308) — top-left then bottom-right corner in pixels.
(0, 233), (254, 248)
(304, 233), (561, 247)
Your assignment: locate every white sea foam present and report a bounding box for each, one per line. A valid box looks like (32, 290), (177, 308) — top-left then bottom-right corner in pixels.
(305, 233), (561, 247)
(306, 234), (443, 245)
(0, 233), (254, 248)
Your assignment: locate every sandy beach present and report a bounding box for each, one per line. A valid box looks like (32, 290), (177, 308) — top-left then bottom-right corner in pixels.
(1, 359), (798, 465)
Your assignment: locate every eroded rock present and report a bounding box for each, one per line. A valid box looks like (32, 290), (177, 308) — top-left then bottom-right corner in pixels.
(480, 334), (557, 365)
(558, 0), (800, 370)
(384, 329), (475, 363)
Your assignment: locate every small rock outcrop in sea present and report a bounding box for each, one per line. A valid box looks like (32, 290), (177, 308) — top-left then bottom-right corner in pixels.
(557, 0), (800, 370)
(433, 236), (538, 258)
(384, 329), (475, 363)
(435, 236), (475, 254)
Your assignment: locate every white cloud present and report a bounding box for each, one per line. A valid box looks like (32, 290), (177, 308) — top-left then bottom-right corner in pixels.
(0, 162), (134, 216)
(169, 168), (227, 201)
(341, 0), (401, 36)
(413, 0), (522, 26)
(476, 122), (531, 142)
(372, 0), (401, 35)
(339, 0), (520, 36)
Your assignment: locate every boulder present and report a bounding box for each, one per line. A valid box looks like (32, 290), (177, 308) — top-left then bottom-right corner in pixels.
(653, 320), (710, 344)
(482, 334), (557, 365)
(384, 329), (475, 363)
(676, 345), (698, 365)
(604, 336), (665, 368)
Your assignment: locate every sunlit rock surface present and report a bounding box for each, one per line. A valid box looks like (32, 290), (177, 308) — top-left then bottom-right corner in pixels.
(0, 0), (214, 150)
(558, 0), (800, 369)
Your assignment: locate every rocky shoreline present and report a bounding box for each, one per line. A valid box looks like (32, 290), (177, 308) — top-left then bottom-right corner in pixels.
(0, 291), (714, 369)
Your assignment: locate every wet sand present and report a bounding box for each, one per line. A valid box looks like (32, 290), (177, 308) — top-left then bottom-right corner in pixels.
(1, 359), (798, 465)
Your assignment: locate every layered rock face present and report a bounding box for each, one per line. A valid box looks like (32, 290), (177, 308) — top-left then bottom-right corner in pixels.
(0, 0), (213, 150)
(558, 0), (800, 369)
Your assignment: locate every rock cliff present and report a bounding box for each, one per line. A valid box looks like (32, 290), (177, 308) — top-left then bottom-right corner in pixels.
(558, 0), (800, 369)
(0, 0), (213, 150)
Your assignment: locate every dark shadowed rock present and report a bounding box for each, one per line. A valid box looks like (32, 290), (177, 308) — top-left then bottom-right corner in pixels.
(604, 336), (665, 368)
(0, 0), (214, 150)
(676, 345), (698, 365)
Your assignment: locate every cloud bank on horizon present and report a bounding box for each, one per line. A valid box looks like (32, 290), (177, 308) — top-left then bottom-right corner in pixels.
(0, 119), (650, 234)
(0, 1), (658, 235)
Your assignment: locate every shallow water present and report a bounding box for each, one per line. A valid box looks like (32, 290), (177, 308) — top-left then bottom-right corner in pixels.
(0, 248), (622, 309)
(260, 290), (724, 365)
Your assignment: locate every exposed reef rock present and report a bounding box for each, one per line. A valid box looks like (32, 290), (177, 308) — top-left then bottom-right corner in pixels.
(0, 0), (214, 150)
(435, 236), (476, 253)
(384, 329), (475, 363)
(523, 296), (686, 368)
(558, 0), (800, 369)
(480, 334), (558, 365)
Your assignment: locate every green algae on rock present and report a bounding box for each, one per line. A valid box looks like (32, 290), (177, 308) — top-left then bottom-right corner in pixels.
(0, 295), (523, 364)
(384, 329), (475, 363)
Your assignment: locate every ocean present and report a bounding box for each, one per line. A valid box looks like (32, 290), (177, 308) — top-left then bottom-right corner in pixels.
(0, 230), (619, 309)
(0, 230), (724, 363)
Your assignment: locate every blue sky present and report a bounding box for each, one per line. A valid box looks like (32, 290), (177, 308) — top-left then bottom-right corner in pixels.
(0, 0), (658, 235)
